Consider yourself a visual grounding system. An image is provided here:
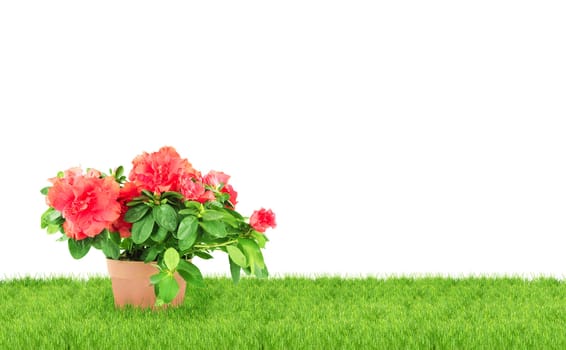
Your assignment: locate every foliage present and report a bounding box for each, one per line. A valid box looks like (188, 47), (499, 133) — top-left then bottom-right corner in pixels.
(40, 146), (276, 305)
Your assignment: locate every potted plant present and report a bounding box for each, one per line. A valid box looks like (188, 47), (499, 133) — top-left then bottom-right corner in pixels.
(40, 146), (276, 308)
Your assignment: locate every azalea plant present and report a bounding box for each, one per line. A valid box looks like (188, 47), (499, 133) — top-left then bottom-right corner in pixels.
(40, 146), (276, 305)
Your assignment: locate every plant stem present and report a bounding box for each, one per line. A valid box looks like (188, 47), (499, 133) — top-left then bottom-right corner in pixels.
(193, 239), (238, 250)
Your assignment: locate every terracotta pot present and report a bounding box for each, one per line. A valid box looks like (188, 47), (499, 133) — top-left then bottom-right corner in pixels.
(106, 259), (186, 309)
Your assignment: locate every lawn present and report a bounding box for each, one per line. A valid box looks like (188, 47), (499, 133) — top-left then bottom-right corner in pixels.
(1, 276), (565, 349)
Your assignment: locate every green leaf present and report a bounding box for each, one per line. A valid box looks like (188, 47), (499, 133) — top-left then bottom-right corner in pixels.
(178, 208), (198, 216)
(161, 191), (184, 200)
(206, 200), (223, 209)
(185, 201), (202, 211)
(251, 231), (268, 249)
(124, 204), (150, 223)
(226, 245), (247, 267)
(40, 187), (50, 195)
(238, 238), (268, 278)
(202, 209), (239, 227)
(153, 204), (178, 232)
(164, 248), (180, 271)
(46, 224), (61, 234)
(199, 221), (227, 238)
(92, 234), (103, 249)
(108, 231), (121, 245)
(150, 271), (168, 285)
(41, 208), (64, 234)
(225, 208), (244, 220)
(216, 191), (229, 201)
(120, 237), (133, 251)
(177, 260), (205, 288)
(218, 209), (239, 227)
(201, 210), (225, 221)
(156, 275), (180, 304)
(41, 208), (62, 229)
(142, 246), (161, 263)
(45, 208), (59, 222)
(151, 226), (169, 243)
(194, 251), (213, 260)
(229, 257), (241, 285)
(177, 216), (198, 241)
(179, 231), (199, 251)
(68, 239), (91, 259)
(141, 190), (155, 199)
(115, 165), (124, 178)
(101, 233), (120, 259)
(131, 214), (155, 244)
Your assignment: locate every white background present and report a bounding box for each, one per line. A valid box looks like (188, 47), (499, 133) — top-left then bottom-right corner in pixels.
(1, 1), (565, 279)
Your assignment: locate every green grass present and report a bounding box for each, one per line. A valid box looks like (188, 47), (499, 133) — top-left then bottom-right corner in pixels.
(1, 276), (566, 349)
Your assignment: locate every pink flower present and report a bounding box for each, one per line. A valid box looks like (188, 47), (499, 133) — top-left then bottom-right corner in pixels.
(249, 208), (277, 233)
(129, 146), (199, 194)
(47, 168), (121, 240)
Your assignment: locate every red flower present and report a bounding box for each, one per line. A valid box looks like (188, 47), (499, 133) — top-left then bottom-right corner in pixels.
(129, 146), (199, 194)
(111, 182), (141, 238)
(222, 184), (238, 208)
(249, 208), (277, 233)
(202, 170), (237, 207)
(48, 167), (101, 186)
(203, 170), (230, 188)
(47, 168), (121, 240)
(180, 175), (215, 203)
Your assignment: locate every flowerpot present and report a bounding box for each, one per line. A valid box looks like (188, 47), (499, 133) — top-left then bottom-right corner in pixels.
(106, 259), (186, 309)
